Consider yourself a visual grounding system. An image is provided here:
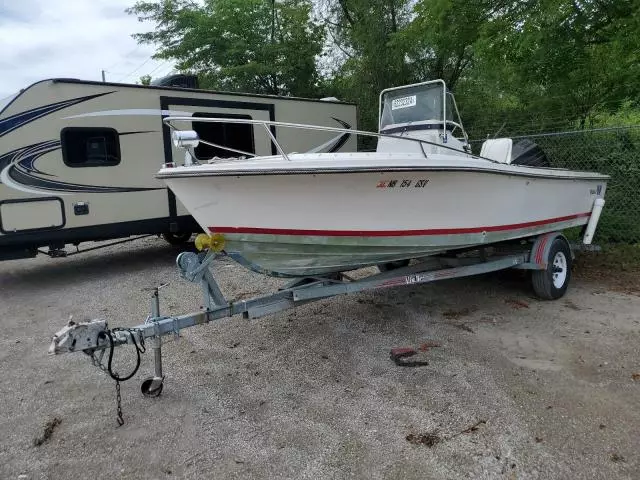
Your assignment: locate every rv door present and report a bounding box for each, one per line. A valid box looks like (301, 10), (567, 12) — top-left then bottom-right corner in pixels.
(163, 99), (275, 165)
(161, 97), (275, 216)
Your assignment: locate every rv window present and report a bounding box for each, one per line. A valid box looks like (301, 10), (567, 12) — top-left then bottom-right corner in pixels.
(61, 128), (121, 167)
(192, 113), (255, 159)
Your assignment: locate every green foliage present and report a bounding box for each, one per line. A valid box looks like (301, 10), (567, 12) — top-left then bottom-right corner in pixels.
(319, 1), (414, 132)
(590, 101), (640, 127)
(127, 0), (324, 97)
(399, 0), (517, 88)
(461, 0), (640, 137)
(128, 0), (640, 135)
(138, 74), (152, 86)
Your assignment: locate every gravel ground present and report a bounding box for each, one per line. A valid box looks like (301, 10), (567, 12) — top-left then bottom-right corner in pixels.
(0, 237), (639, 479)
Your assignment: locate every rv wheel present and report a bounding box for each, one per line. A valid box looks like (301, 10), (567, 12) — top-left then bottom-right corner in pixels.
(532, 238), (572, 300)
(378, 260), (410, 272)
(162, 232), (192, 245)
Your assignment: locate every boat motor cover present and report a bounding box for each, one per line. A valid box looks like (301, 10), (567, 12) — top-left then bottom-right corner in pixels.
(511, 139), (550, 167)
(480, 138), (513, 164)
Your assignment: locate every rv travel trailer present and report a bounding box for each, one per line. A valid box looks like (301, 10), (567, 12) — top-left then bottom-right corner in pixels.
(0, 76), (357, 260)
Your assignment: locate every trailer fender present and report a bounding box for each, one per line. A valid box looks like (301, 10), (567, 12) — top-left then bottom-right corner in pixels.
(515, 232), (571, 270)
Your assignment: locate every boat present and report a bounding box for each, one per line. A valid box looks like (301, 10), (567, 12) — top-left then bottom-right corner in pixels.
(157, 80), (608, 277)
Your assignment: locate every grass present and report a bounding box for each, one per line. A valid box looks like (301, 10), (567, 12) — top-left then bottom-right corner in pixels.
(573, 243), (640, 294)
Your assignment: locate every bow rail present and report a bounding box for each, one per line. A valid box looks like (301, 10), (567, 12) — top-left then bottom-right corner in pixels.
(162, 116), (476, 162)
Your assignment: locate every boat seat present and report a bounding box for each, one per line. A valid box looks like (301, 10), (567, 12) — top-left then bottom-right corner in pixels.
(480, 138), (513, 164)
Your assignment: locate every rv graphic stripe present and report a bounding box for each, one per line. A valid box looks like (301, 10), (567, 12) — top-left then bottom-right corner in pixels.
(306, 117), (352, 154)
(17, 140), (61, 176)
(6, 168), (162, 193)
(0, 140), (61, 180)
(328, 117), (351, 153)
(0, 140), (163, 194)
(0, 92), (115, 138)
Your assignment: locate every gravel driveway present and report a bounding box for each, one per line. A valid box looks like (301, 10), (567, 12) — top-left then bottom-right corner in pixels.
(0, 237), (638, 479)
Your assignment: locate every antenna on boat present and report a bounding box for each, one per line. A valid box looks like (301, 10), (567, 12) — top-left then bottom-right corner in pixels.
(492, 121), (507, 138)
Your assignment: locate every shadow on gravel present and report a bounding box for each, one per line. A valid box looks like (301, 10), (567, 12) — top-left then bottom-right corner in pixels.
(1, 242), (541, 305)
(0, 241), (197, 291)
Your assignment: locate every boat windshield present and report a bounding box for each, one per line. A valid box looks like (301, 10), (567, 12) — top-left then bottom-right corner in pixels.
(380, 83), (451, 130)
(446, 93), (455, 123)
(0, 91), (19, 114)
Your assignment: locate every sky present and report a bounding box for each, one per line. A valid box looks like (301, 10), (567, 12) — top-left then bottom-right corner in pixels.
(0, 0), (173, 100)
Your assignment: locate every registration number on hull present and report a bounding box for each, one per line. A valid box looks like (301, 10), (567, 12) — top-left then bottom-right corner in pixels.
(376, 179), (429, 189)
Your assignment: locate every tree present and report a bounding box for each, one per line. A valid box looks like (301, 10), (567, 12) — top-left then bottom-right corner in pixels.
(464, 0), (640, 136)
(139, 74), (152, 86)
(318, 0), (414, 132)
(128, 0), (640, 137)
(320, 0), (521, 131)
(398, 0), (522, 89)
(127, 0), (325, 97)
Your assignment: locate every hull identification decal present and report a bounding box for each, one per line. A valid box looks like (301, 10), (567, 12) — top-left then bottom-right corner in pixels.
(377, 179), (429, 188)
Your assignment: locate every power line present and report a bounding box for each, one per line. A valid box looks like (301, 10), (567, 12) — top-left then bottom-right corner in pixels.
(144, 60), (173, 79)
(157, 64), (178, 78)
(102, 70), (138, 76)
(103, 44), (143, 72)
(146, 63), (174, 79)
(116, 56), (155, 83)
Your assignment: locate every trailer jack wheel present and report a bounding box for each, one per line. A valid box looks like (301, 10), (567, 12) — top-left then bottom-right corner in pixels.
(141, 376), (164, 397)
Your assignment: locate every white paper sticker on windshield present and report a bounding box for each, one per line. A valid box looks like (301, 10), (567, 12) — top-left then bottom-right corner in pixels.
(391, 95), (417, 110)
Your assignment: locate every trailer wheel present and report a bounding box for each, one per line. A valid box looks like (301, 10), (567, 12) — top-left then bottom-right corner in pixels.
(162, 232), (192, 245)
(532, 238), (572, 300)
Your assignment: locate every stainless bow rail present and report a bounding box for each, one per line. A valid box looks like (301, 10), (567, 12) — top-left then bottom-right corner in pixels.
(162, 116), (482, 162)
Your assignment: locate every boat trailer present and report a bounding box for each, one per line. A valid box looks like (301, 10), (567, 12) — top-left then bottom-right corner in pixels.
(49, 231), (578, 424)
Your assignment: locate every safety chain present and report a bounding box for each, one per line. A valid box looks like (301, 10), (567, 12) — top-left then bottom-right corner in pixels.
(88, 348), (124, 426)
(85, 329), (146, 427)
(115, 381), (123, 426)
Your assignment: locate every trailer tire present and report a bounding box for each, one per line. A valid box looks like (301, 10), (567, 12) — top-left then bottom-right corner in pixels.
(162, 232), (192, 246)
(532, 238), (572, 300)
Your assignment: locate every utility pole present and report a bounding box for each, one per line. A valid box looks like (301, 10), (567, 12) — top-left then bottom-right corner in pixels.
(101, 70), (106, 82)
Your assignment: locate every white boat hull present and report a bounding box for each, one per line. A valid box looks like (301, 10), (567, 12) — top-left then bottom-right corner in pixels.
(161, 157), (607, 276)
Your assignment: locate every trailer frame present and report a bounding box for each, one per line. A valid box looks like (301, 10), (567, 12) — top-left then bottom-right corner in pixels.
(49, 231), (571, 401)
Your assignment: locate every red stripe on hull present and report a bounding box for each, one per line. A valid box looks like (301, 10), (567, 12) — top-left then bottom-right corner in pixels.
(209, 213), (591, 237)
